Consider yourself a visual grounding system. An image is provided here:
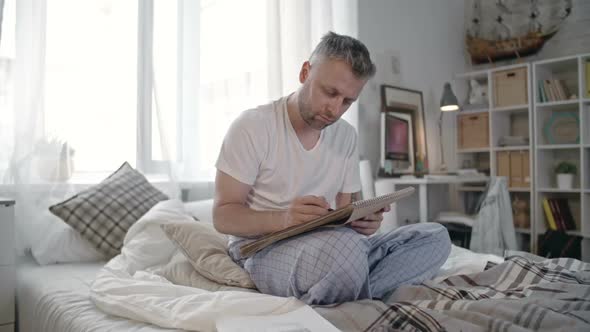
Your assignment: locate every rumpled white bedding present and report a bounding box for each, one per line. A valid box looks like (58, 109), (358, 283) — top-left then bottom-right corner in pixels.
(90, 199), (505, 331)
(90, 200), (311, 332)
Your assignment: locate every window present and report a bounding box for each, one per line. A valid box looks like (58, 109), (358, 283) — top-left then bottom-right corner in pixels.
(44, 0), (138, 173)
(197, 0), (270, 180)
(1, 0), (273, 182)
(0, 0), (15, 178)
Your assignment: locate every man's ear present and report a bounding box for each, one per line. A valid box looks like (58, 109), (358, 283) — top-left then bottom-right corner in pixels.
(299, 61), (311, 83)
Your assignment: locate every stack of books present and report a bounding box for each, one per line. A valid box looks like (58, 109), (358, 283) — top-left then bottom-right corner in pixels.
(542, 198), (577, 231)
(537, 79), (571, 102)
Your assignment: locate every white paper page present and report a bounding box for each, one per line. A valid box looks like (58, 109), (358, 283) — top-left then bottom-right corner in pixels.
(215, 306), (340, 332)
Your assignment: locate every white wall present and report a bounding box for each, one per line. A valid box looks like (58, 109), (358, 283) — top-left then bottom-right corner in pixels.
(357, 0), (468, 176)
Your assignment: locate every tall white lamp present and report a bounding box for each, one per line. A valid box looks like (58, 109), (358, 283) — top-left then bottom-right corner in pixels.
(438, 82), (459, 172)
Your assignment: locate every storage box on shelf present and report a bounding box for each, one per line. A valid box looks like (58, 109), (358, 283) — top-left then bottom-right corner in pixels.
(457, 112), (489, 150)
(493, 67), (528, 107)
(497, 150), (531, 189)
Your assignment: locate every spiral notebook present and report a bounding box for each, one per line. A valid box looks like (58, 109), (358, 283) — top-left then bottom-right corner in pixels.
(240, 186), (415, 257)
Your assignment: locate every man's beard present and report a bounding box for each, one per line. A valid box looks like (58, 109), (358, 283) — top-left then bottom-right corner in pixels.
(297, 87), (330, 130)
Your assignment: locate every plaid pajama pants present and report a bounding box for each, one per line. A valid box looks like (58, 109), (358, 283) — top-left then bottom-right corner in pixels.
(229, 223), (451, 305)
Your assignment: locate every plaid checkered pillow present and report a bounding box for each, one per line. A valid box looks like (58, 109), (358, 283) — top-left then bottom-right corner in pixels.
(49, 162), (168, 258)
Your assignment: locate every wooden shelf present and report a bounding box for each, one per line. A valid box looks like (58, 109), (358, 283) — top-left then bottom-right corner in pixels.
(492, 104), (529, 112)
(493, 146), (530, 151)
(515, 228), (531, 234)
(509, 187), (531, 192)
(455, 69), (488, 80)
(457, 186), (486, 192)
(565, 230), (583, 237)
(537, 144), (580, 150)
(536, 99), (579, 108)
(537, 188), (582, 193)
(459, 108), (489, 115)
(457, 148), (490, 153)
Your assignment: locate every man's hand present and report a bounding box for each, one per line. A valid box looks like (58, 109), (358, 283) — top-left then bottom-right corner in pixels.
(283, 196), (331, 229)
(350, 205), (391, 236)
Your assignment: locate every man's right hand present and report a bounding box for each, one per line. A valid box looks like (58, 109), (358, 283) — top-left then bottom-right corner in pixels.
(282, 195), (331, 229)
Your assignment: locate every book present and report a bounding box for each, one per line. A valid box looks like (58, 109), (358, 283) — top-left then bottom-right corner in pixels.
(542, 198), (558, 231)
(549, 198), (566, 230)
(556, 198), (576, 231)
(539, 230), (581, 259)
(239, 187), (416, 257)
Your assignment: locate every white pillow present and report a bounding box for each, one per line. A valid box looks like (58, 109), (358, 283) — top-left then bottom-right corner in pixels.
(184, 199), (214, 223)
(161, 220), (256, 289)
(153, 251), (257, 293)
(31, 199), (215, 265)
(31, 210), (106, 265)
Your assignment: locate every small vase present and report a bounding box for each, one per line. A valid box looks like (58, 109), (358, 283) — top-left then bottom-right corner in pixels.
(556, 173), (574, 189)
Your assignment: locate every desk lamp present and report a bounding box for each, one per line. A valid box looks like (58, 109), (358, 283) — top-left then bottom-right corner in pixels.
(438, 82), (459, 172)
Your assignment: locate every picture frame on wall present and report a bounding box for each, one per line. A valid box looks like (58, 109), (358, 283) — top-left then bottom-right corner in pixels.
(380, 85), (428, 176)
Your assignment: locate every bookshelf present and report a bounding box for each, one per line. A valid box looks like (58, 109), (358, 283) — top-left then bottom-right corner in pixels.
(533, 53), (590, 261)
(455, 53), (590, 260)
(455, 63), (534, 254)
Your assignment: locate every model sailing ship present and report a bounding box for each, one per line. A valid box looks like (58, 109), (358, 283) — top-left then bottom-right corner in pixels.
(466, 0), (573, 64)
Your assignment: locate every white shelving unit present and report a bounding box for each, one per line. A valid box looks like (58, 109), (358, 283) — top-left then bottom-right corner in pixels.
(455, 54), (590, 261)
(455, 63), (534, 254)
(0, 199), (15, 332)
(533, 54), (590, 261)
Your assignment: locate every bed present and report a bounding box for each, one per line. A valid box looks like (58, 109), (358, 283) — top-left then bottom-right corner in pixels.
(16, 199), (590, 332)
(16, 255), (174, 332)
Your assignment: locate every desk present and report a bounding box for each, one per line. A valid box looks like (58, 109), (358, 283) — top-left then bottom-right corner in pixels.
(375, 175), (487, 232)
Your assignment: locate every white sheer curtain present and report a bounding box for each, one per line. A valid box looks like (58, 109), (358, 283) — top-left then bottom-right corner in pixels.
(190, 0), (359, 181)
(0, 0), (359, 254)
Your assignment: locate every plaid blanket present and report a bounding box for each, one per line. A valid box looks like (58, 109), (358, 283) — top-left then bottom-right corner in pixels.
(315, 255), (590, 331)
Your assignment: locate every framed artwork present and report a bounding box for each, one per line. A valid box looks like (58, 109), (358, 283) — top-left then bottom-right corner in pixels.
(543, 112), (580, 144)
(380, 85), (428, 175)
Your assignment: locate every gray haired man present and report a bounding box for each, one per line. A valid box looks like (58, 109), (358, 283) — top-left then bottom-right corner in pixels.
(213, 31), (451, 304)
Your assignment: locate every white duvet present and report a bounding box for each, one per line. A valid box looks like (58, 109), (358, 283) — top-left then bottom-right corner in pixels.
(90, 200), (311, 332)
(90, 200), (504, 331)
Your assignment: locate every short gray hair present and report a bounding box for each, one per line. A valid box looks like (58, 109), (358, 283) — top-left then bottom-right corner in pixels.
(309, 31), (376, 79)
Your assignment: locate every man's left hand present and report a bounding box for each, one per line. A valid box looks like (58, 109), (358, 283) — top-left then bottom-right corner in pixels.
(350, 206), (391, 236)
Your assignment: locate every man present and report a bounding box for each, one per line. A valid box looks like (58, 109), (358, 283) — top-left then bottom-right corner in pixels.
(213, 31), (451, 305)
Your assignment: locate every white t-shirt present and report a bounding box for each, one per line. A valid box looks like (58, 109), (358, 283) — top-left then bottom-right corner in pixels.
(216, 96), (361, 240)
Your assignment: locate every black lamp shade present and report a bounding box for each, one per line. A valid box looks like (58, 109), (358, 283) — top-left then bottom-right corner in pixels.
(440, 82), (459, 111)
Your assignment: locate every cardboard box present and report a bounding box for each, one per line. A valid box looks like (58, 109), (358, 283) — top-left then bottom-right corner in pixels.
(496, 150), (529, 188)
(493, 67), (528, 107)
(522, 151), (530, 186)
(458, 113), (489, 149)
(510, 151), (524, 188)
(497, 151), (510, 181)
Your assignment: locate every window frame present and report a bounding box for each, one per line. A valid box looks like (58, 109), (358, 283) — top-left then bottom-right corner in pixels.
(137, 0), (185, 174)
